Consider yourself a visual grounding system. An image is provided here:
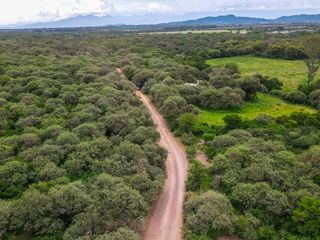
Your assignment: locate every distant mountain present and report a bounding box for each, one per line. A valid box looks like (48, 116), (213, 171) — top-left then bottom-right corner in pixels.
(167, 15), (270, 26)
(167, 14), (320, 27)
(13, 14), (199, 29)
(23, 15), (123, 28)
(2, 13), (320, 29)
(275, 14), (320, 23)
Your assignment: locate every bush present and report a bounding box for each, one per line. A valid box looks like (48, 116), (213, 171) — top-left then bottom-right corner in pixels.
(132, 70), (154, 88)
(238, 77), (263, 100)
(298, 81), (320, 95)
(308, 90), (320, 109)
(199, 87), (245, 110)
(184, 191), (236, 235)
(223, 115), (244, 131)
(225, 63), (239, 74)
(292, 196), (320, 238)
(179, 113), (197, 133)
(254, 74), (283, 92)
(269, 90), (285, 98)
(285, 91), (307, 104)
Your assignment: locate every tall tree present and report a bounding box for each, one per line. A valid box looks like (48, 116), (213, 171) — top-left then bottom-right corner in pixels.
(303, 36), (320, 84)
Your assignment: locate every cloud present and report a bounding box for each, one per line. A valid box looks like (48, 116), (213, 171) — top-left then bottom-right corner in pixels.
(0, 0), (320, 25)
(114, 1), (173, 14)
(0, 0), (115, 24)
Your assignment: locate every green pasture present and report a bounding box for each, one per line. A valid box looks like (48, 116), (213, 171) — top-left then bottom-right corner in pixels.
(207, 56), (318, 91)
(197, 93), (316, 126)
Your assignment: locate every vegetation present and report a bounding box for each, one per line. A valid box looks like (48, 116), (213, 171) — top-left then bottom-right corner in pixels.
(185, 112), (320, 239)
(0, 28), (319, 240)
(207, 56), (317, 91)
(302, 36), (320, 84)
(0, 33), (167, 240)
(143, 29), (249, 35)
(198, 93), (315, 125)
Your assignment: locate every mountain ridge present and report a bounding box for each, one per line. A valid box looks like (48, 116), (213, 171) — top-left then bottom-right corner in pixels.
(2, 13), (320, 29)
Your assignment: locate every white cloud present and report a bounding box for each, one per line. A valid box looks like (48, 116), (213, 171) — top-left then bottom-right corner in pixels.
(114, 1), (173, 14)
(0, 0), (115, 24)
(0, 0), (319, 25)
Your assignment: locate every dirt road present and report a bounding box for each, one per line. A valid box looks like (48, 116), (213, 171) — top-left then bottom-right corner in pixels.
(136, 91), (188, 240)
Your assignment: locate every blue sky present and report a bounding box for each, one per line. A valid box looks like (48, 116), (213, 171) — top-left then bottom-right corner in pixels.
(0, 0), (320, 25)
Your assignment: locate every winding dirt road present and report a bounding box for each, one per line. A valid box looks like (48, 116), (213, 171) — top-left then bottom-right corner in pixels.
(136, 91), (188, 240)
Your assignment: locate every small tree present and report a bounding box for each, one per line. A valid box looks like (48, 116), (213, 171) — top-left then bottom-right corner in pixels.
(292, 196), (320, 238)
(238, 77), (263, 100)
(223, 114), (243, 131)
(303, 37), (320, 84)
(179, 113), (197, 133)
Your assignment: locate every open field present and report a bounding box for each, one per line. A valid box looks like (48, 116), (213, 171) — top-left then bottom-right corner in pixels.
(142, 29), (248, 35)
(197, 93), (316, 126)
(207, 56), (319, 91)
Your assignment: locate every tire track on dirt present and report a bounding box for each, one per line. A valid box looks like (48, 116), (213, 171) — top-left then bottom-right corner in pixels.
(135, 91), (188, 240)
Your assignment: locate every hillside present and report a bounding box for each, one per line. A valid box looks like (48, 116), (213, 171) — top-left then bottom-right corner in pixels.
(167, 14), (320, 27)
(3, 13), (320, 29)
(167, 15), (270, 26)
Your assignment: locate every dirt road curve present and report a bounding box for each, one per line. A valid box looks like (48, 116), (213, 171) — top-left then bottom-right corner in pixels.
(136, 91), (188, 240)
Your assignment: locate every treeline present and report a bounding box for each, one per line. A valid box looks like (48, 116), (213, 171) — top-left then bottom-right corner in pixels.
(208, 40), (307, 60)
(0, 33), (166, 240)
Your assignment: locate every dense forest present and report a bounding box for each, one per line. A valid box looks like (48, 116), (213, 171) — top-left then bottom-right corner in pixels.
(118, 31), (320, 239)
(0, 33), (167, 240)
(0, 29), (320, 240)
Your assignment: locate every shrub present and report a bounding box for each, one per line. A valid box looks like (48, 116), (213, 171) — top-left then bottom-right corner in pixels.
(292, 196), (320, 238)
(179, 113), (197, 133)
(285, 91), (307, 104)
(298, 81), (320, 95)
(269, 90), (285, 98)
(238, 77), (263, 100)
(223, 115), (244, 131)
(184, 191), (236, 235)
(225, 63), (239, 74)
(308, 90), (320, 109)
(254, 74), (283, 92)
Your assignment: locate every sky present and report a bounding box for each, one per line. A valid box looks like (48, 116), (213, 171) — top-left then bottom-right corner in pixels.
(0, 0), (320, 25)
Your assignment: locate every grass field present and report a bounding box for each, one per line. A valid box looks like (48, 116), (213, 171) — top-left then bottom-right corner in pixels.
(142, 29), (248, 35)
(197, 93), (316, 126)
(207, 56), (318, 91)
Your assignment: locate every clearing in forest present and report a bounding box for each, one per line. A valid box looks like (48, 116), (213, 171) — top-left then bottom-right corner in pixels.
(198, 93), (316, 126)
(207, 56), (319, 91)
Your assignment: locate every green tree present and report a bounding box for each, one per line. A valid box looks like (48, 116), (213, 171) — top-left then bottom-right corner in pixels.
(308, 89), (320, 109)
(161, 96), (190, 124)
(179, 113), (197, 133)
(303, 37), (320, 84)
(132, 70), (154, 88)
(238, 77), (263, 100)
(184, 191), (235, 235)
(0, 201), (11, 239)
(187, 161), (212, 191)
(285, 91), (307, 104)
(10, 189), (63, 236)
(94, 228), (139, 240)
(230, 182), (289, 216)
(223, 115), (243, 131)
(292, 196), (320, 238)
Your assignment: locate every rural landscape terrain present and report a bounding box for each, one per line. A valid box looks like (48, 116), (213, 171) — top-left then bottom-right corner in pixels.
(0, 2), (320, 240)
